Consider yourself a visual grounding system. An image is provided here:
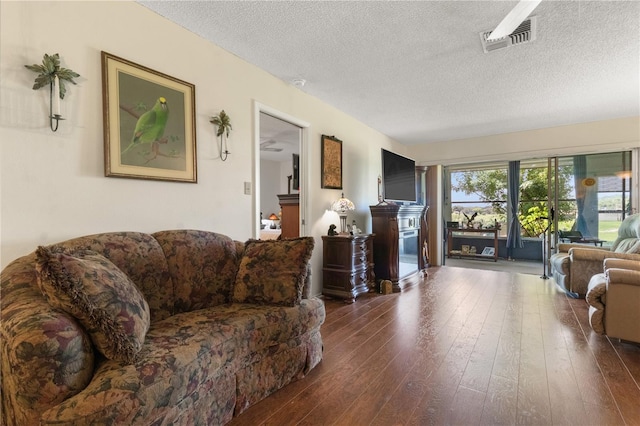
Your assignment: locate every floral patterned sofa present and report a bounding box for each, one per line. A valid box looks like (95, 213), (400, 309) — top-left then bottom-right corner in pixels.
(0, 230), (325, 425)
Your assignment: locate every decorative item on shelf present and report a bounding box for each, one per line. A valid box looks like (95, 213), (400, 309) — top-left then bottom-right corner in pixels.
(463, 212), (478, 228)
(331, 193), (355, 235)
(461, 245), (470, 254)
(25, 53), (80, 132)
(327, 224), (338, 236)
(210, 109), (232, 161)
(268, 213), (279, 229)
(351, 220), (361, 235)
(481, 247), (495, 256)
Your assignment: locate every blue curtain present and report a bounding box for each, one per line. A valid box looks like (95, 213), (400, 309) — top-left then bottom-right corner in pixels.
(573, 155), (589, 235)
(506, 161), (523, 256)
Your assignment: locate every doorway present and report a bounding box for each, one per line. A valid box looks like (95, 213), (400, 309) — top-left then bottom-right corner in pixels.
(254, 103), (309, 239)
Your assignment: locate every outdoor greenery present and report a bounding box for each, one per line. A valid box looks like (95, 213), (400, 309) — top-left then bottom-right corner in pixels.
(450, 153), (632, 242)
(452, 165), (574, 237)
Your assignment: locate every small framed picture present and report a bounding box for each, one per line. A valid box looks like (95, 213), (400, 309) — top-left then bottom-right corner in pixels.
(321, 135), (342, 189)
(461, 245), (470, 254)
(481, 247), (495, 256)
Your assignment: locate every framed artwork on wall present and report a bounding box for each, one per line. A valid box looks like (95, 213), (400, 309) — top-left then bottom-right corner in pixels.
(101, 51), (197, 183)
(321, 134), (342, 189)
(292, 153), (300, 191)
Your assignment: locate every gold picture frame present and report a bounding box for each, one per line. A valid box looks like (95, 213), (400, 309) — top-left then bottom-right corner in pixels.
(101, 51), (197, 183)
(321, 135), (342, 189)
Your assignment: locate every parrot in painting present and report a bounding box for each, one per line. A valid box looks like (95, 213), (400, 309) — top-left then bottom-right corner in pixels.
(122, 97), (169, 155)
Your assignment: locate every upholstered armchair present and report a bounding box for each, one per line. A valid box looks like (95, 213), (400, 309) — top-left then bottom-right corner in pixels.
(586, 258), (640, 343)
(550, 213), (640, 298)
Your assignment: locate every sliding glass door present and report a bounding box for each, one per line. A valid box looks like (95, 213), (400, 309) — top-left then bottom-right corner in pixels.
(554, 151), (633, 245)
(444, 149), (635, 264)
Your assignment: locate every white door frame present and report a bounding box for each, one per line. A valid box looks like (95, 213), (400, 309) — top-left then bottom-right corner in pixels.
(253, 101), (310, 238)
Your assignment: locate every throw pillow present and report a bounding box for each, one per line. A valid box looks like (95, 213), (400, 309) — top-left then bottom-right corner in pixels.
(233, 237), (314, 306)
(35, 246), (150, 364)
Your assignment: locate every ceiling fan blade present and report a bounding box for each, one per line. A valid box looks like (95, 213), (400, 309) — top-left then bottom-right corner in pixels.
(486, 0), (541, 42)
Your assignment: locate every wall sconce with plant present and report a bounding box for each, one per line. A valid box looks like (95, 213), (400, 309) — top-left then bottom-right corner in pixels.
(210, 110), (232, 161)
(25, 53), (80, 132)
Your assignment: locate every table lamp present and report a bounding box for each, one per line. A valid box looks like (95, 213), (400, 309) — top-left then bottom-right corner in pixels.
(331, 193), (355, 235)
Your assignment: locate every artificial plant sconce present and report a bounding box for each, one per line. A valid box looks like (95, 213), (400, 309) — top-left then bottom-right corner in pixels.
(210, 110), (232, 161)
(25, 53), (80, 131)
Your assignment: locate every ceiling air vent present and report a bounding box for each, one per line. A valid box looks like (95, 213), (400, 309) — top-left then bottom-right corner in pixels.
(480, 16), (537, 53)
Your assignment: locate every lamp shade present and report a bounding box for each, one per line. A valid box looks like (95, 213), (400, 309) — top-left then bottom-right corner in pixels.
(331, 193), (355, 213)
(331, 193), (355, 235)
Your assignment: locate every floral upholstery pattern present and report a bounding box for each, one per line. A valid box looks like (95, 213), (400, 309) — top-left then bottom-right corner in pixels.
(152, 230), (242, 313)
(1, 254), (96, 426)
(38, 300), (325, 424)
(50, 232), (175, 321)
(1, 230), (325, 425)
(35, 246), (151, 364)
(233, 237), (315, 306)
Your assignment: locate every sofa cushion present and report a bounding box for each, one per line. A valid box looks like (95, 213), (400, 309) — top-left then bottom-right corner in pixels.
(612, 213), (640, 253)
(233, 237), (314, 306)
(35, 246), (150, 364)
(51, 232), (174, 321)
(613, 238), (640, 254)
(152, 230), (242, 313)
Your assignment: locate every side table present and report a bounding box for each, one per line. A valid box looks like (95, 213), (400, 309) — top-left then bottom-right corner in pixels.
(322, 234), (374, 302)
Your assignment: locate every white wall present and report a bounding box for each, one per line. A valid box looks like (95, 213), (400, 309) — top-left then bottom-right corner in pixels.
(0, 1), (404, 297)
(409, 117), (640, 166)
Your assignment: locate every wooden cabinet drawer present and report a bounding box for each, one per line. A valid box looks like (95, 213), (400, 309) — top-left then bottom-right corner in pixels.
(321, 234), (374, 302)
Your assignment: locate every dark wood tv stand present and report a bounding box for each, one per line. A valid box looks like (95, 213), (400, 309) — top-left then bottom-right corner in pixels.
(369, 203), (429, 292)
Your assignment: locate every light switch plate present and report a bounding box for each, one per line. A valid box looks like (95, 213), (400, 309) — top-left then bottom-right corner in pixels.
(244, 181), (251, 195)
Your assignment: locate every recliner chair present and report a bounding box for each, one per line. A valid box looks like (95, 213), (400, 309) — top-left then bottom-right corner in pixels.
(550, 213), (640, 298)
(586, 258), (640, 343)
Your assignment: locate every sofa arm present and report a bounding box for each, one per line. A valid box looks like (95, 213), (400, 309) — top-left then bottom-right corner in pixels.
(569, 247), (611, 262)
(558, 243), (609, 254)
(604, 258), (640, 272)
(607, 268), (640, 287)
(1, 258), (95, 426)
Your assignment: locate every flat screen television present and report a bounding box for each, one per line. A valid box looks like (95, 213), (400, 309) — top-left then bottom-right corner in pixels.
(381, 148), (416, 203)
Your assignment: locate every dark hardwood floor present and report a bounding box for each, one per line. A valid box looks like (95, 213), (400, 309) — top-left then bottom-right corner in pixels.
(231, 266), (640, 425)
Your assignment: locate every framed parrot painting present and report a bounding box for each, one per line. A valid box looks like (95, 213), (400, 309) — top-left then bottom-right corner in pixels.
(101, 51), (197, 182)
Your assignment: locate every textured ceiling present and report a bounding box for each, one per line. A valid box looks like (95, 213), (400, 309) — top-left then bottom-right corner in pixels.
(139, 0), (640, 146)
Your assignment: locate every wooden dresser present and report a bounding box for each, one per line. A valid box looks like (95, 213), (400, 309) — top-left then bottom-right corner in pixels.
(321, 234), (374, 303)
(277, 193), (299, 239)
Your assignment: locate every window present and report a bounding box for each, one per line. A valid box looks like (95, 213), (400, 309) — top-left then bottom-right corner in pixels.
(447, 164), (508, 236)
(445, 150), (634, 244)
